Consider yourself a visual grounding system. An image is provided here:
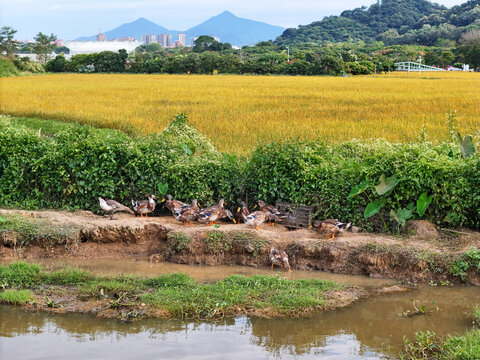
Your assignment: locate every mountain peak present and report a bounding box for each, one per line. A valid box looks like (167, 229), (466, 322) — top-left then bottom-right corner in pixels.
(132, 17), (155, 24)
(217, 10), (235, 17)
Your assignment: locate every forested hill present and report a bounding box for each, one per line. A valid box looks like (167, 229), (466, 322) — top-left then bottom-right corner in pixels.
(275, 0), (480, 46)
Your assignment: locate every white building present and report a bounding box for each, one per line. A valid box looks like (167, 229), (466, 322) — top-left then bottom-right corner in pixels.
(178, 33), (187, 46)
(65, 40), (138, 55)
(141, 34), (157, 45)
(158, 33), (172, 47)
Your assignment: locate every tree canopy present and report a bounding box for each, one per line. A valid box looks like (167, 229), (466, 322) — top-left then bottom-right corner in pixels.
(0, 26), (20, 57)
(275, 0), (480, 46)
(33, 32), (57, 64)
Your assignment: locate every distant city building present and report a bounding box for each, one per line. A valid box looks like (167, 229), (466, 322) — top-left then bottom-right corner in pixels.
(158, 33), (172, 47)
(141, 34), (157, 45)
(65, 40), (139, 55)
(96, 33), (106, 42)
(110, 37), (137, 42)
(191, 35), (220, 46)
(177, 33), (187, 46)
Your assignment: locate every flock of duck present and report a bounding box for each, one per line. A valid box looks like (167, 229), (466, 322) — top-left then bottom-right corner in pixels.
(99, 194), (352, 272)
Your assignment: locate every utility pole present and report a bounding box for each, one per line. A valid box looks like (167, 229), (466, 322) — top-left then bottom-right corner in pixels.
(286, 46), (290, 62)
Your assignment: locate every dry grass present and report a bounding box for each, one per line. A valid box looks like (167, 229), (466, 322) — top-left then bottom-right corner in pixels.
(1, 72), (479, 153)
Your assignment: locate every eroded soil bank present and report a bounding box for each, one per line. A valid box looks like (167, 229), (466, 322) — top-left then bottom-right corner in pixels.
(1, 209), (480, 285)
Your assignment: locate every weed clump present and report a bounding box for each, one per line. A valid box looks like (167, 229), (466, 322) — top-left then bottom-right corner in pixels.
(166, 232), (191, 254)
(204, 231), (230, 254)
(231, 232), (270, 256)
(449, 247), (480, 281)
(401, 329), (480, 360)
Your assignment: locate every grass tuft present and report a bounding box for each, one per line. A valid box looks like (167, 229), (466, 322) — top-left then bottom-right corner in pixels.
(0, 289), (34, 305)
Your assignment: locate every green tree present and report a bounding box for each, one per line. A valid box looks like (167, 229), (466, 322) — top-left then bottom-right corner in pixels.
(0, 26), (20, 57)
(198, 52), (218, 74)
(193, 35), (220, 53)
(458, 29), (480, 70)
(33, 32), (57, 64)
(45, 54), (67, 72)
(441, 50), (454, 66)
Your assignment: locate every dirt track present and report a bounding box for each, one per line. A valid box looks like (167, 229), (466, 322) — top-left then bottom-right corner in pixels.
(1, 209), (479, 284)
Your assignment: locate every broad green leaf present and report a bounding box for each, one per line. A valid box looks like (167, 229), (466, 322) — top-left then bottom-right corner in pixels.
(0, 216), (5, 223)
(417, 192), (433, 217)
(391, 207), (414, 227)
(364, 200), (382, 219)
(157, 182), (168, 195)
(374, 174), (401, 195)
(456, 132), (475, 158)
(348, 180), (369, 198)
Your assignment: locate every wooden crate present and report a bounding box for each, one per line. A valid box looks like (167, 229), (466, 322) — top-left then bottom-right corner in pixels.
(275, 202), (313, 229)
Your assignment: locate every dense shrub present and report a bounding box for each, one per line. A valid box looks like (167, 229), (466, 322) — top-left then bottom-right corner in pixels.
(0, 115), (479, 231)
(13, 57), (45, 73)
(0, 57), (19, 76)
(246, 140), (480, 230)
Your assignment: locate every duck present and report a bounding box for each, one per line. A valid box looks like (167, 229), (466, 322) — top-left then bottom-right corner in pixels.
(314, 219), (351, 240)
(220, 208), (236, 223)
(255, 200), (283, 226)
(131, 194), (158, 217)
(198, 198), (228, 226)
(235, 201), (250, 223)
(98, 197), (135, 220)
(244, 210), (267, 231)
(173, 199), (200, 225)
(165, 194), (188, 214)
(269, 247), (291, 272)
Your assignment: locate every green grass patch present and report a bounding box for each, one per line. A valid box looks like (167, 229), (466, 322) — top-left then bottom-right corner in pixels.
(0, 262), (42, 287)
(141, 274), (343, 318)
(401, 329), (480, 360)
(0, 289), (34, 305)
(0, 213), (79, 247)
(0, 262), (346, 319)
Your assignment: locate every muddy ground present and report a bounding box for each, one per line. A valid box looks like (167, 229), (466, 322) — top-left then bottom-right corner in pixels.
(1, 209), (480, 285)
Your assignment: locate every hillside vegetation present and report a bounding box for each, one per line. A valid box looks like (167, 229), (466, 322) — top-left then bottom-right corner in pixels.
(276, 0), (480, 46)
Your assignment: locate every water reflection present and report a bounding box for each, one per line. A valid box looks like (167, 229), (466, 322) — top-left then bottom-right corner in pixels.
(1, 284), (478, 360)
(0, 307), (385, 360)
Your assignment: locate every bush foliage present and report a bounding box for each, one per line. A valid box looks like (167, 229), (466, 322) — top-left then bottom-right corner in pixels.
(0, 115), (479, 231)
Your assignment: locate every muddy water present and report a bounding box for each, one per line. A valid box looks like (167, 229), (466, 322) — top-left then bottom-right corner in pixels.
(1, 260), (479, 359)
(18, 257), (399, 287)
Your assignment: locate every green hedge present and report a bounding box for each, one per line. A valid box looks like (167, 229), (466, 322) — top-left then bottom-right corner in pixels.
(0, 115), (479, 230)
(247, 140), (480, 230)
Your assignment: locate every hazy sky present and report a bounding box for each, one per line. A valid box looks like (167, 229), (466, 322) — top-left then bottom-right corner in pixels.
(1, 0), (468, 40)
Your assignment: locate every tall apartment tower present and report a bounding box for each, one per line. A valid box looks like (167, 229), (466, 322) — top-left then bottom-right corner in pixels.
(141, 34), (157, 45)
(158, 33), (172, 47)
(177, 33), (187, 46)
(97, 33), (106, 41)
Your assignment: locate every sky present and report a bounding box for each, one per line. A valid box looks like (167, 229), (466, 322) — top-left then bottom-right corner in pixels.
(1, 0), (469, 40)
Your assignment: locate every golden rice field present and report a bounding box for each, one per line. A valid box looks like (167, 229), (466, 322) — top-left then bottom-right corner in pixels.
(1, 72), (479, 153)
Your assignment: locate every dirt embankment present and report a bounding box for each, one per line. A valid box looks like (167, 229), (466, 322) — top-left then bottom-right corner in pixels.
(1, 209), (479, 285)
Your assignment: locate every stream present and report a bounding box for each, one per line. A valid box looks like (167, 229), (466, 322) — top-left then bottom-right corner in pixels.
(1, 258), (478, 359)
